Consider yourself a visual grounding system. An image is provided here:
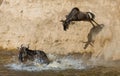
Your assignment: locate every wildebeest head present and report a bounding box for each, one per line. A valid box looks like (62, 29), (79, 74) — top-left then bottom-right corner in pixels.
(17, 44), (29, 62)
(60, 20), (70, 31)
(61, 7), (80, 31)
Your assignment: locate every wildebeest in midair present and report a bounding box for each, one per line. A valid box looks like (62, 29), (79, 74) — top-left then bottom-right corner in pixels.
(83, 24), (104, 49)
(17, 44), (50, 64)
(61, 7), (99, 31)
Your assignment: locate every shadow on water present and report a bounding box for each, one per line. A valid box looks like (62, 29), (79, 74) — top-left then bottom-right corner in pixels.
(0, 50), (120, 76)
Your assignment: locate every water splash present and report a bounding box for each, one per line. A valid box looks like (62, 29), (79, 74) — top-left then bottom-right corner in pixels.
(5, 54), (90, 71)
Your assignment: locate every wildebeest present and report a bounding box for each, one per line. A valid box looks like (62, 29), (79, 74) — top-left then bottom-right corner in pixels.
(17, 44), (50, 64)
(83, 24), (104, 49)
(61, 7), (99, 31)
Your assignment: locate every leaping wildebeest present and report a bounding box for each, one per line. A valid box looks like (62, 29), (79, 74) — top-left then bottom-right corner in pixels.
(61, 7), (99, 31)
(17, 44), (50, 64)
(83, 24), (104, 49)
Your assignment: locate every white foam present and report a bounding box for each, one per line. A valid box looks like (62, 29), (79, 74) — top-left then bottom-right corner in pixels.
(5, 54), (89, 71)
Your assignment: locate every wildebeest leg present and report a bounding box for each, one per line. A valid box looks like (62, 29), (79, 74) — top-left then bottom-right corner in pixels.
(18, 53), (24, 62)
(89, 42), (94, 47)
(92, 19), (99, 25)
(90, 20), (95, 27)
(84, 42), (89, 49)
(83, 42), (94, 49)
(81, 41), (90, 49)
(36, 51), (50, 64)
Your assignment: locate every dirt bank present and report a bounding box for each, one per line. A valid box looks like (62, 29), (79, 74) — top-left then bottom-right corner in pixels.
(0, 0), (120, 60)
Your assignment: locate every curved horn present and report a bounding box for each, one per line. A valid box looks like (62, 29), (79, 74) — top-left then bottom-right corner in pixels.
(21, 44), (23, 47)
(27, 44), (30, 48)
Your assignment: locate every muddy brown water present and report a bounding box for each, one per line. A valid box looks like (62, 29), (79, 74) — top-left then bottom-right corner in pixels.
(0, 50), (120, 76)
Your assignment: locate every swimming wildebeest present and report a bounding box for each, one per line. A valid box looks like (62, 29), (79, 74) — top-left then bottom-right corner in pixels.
(83, 24), (104, 49)
(61, 7), (99, 31)
(18, 44), (50, 64)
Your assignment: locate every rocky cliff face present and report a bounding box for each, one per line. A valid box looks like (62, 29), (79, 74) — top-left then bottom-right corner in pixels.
(0, 0), (120, 60)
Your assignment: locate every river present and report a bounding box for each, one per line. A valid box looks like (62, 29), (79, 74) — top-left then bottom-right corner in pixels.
(0, 50), (120, 76)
